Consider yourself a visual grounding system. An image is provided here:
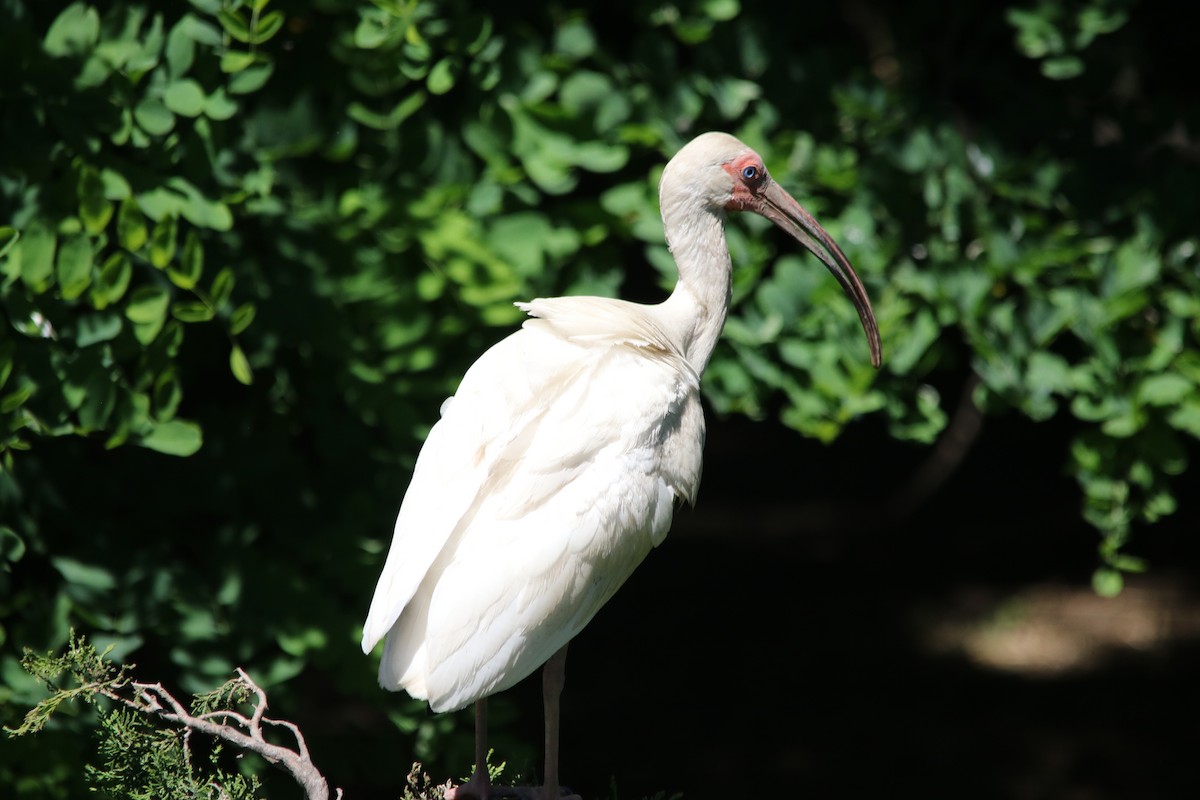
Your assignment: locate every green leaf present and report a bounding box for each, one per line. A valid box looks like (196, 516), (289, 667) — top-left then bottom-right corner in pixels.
(78, 369), (116, 429)
(171, 301), (215, 322)
(203, 87), (238, 120)
(218, 8), (253, 42)
(560, 71), (612, 114)
(230, 344), (253, 385)
(228, 62), (273, 94)
(139, 419), (203, 456)
(75, 312), (123, 347)
(427, 59), (456, 94)
(117, 198), (148, 251)
(153, 370), (182, 420)
(17, 224), (57, 292)
(149, 216), (178, 268)
(210, 267), (235, 308)
(164, 79), (207, 117)
(188, 0), (222, 17)
(1109, 240), (1160, 296)
(1168, 401), (1200, 438)
(1, 382), (36, 414)
(164, 178), (233, 231)
(134, 98), (175, 136)
(1092, 567), (1123, 597)
(703, 0), (740, 21)
(77, 167), (112, 233)
(887, 309), (939, 374)
(276, 625), (327, 656)
(165, 18), (197, 77)
(52, 556), (116, 590)
(43, 2), (100, 58)
(1041, 56), (1083, 80)
(229, 302), (256, 335)
(0, 227), (19, 261)
(250, 10), (285, 45)
(1138, 373), (1193, 407)
(0, 526), (26, 564)
(91, 253), (132, 309)
(125, 285), (170, 324)
(0, 341), (13, 391)
(56, 235), (93, 300)
(554, 18), (595, 60)
(347, 92), (425, 130)
(168, 231), (203, 289)
(220, 50), (257, 73)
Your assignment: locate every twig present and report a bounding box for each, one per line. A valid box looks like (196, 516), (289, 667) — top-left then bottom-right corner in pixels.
(96, 671), (338, 800)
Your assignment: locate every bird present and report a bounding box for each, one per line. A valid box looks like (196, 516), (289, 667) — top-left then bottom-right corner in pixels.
(361, 131), (882, 799)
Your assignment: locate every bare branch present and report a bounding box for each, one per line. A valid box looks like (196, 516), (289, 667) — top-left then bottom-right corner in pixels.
(197, 709), (253, 729)
(98, 670), (337, 800)
(264, 716), (313, 761)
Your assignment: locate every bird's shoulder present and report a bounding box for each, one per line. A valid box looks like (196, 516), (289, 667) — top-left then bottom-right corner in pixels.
(516, 296), (694, 378)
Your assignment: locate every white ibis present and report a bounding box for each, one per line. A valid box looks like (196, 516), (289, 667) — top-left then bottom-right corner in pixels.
(362, 131), (882, 799)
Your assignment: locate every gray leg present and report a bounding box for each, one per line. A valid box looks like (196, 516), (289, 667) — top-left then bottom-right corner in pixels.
(541, 645), (580, 800)
(447, 699), (491, 800)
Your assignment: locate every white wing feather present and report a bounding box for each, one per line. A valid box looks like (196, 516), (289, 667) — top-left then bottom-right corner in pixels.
(362, 297), (704, 712)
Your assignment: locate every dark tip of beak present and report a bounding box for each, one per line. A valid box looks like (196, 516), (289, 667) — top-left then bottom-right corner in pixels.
(756, 181), (882, 369)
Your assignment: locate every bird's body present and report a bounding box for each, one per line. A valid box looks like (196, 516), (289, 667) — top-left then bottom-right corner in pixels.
(363, 132), (881, 799)
(362, 296), (705, 712)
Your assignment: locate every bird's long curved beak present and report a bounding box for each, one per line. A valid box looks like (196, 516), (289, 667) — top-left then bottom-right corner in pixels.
(755, 180), (882, 368)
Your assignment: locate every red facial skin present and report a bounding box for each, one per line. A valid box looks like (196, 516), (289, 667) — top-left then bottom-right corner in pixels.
(721, 153), (768, 211)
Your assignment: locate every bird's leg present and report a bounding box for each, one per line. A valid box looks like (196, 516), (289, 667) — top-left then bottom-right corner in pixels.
(541, 644), (580, 800)
(447, 699), (491, 800)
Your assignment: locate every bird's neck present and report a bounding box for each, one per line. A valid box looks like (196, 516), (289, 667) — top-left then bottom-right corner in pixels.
(658, 203), (733, 376)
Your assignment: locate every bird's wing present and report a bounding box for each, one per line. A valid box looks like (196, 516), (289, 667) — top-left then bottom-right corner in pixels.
(390, 328), (703, 711)
(360, 326), (588, 654)
(363, 298), (705, 710)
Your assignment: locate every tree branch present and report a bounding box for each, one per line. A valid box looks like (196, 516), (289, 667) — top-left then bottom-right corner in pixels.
(103, 671), (339, 800)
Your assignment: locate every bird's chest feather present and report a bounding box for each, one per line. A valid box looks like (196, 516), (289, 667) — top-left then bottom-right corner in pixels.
(470, 337), (704, 542)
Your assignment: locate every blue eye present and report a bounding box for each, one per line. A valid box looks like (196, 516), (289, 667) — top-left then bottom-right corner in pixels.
(742, 165), (758, 180)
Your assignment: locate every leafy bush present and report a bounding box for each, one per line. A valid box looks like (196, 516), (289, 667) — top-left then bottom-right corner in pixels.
(2, 0), (1197, 795)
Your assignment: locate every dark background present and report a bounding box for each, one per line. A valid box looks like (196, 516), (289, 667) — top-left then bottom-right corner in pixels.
(320, 408), (1200, 799)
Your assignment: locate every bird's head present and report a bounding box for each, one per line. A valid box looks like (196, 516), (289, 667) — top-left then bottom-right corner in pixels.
(662, 132), (882, 368)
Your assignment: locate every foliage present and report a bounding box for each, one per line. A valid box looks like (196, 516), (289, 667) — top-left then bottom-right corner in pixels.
(8, 634), (262, 800)
(6, 631), (131, 737)
(87, 709), (263, 800)
(1, 0), (1198, 796)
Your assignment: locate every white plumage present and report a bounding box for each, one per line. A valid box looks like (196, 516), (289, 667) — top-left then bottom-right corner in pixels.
(362, 298), (703, 711)
(363, 132), (880, 799)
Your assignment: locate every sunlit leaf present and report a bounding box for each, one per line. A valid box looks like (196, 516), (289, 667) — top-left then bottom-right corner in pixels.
(169, 230), (203, 289)
(43, 2), (100, 58)
(134, 98), (175, 136)
(150, 216), (178, 268)
(139, 419), (203, 456)
(210, 267), (235, 308)
(17, 224), (57, 292)
(76, 312), (122, 347)
(125, 285), (170, 324)
(117, 199), (148, 251)
(56, 235), (93, 300)
(91, 253), (132, 309)
(164, 79), (207, 117)
(230, 344), (253, 385)
(229, 303), (256, 335)
(77, 167), (112, 233)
